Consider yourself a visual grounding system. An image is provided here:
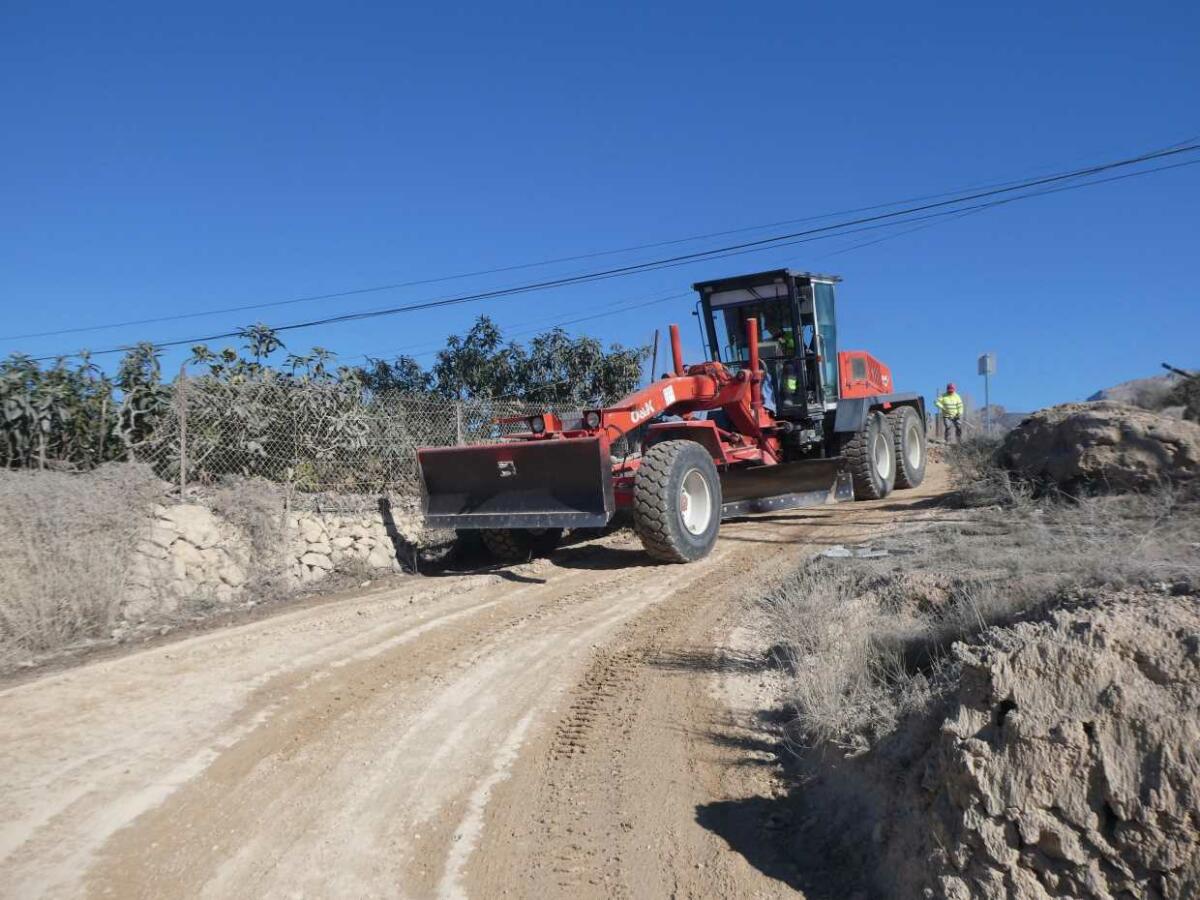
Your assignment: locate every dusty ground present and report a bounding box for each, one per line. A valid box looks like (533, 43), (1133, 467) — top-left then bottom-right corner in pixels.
(0, 464), (948, 899)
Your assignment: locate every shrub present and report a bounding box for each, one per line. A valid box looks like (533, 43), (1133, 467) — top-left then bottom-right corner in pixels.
(0, 464), (166, 666)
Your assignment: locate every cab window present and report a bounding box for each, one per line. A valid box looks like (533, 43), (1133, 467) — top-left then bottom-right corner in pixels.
(709, 298), (795, 362)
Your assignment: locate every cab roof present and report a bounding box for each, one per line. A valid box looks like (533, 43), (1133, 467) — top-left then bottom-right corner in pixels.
(692, 268), (842, 294)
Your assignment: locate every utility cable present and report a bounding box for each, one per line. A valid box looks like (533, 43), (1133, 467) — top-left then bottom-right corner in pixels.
(27, 143), (1200, 362)
(4, 135), (1196, 343)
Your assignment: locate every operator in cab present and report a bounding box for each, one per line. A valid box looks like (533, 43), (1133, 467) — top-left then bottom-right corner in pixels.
(761, 308), (799, 408)
(936, 382), (965, 443)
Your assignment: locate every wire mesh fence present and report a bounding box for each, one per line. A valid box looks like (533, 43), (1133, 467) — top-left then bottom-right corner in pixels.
(131, 377), (589, 499)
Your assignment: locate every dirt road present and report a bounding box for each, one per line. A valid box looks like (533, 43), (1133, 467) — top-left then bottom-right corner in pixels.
(0, 465), (947, 899)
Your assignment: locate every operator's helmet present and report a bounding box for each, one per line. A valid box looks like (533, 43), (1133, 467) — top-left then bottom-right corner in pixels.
(947, 382), (956, 393)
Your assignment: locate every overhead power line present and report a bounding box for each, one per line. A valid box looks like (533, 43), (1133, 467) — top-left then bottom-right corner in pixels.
(350, 291), (691, 363)
(27, 141), (1200, 362)
(6, 135), (1197, 344)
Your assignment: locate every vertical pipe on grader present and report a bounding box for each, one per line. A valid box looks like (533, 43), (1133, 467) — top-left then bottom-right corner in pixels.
(747, 316), (763, 422)
(669, 324), (685, 377)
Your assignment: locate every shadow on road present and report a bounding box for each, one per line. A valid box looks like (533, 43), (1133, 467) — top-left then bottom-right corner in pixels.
(645, 644), (796, 675)
(549, 545), (655, 571)
(692, 707), (877, 899)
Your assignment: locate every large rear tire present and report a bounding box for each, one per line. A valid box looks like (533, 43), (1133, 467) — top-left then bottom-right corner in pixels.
(480, 527), (563, 562)
(842, 411), (896, 500)
(633, 440), (721, 563)
(888, 405), (926, 489)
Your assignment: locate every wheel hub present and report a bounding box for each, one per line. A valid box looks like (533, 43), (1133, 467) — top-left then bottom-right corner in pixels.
(679, 469), (712, 535)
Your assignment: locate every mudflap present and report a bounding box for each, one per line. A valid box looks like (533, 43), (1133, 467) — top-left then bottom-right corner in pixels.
(418, 437), (615, 530)
(719, 457), (853, 519)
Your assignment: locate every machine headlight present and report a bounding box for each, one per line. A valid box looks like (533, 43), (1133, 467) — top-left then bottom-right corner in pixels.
(583, 410), (602, 429)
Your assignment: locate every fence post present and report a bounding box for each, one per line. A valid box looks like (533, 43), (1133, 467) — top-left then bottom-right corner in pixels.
(177, 363), (188, 495)
(455, 402), (464, 446)
(98, 393), (108, 464)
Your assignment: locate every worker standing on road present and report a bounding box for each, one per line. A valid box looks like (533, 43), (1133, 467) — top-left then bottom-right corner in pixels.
(936, 382), (964, 443)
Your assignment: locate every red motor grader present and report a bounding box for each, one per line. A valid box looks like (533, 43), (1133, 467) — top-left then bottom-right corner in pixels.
(418, 269), (926, 563)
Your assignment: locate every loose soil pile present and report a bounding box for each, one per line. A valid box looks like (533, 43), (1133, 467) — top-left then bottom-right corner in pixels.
(1000, 402), (1200, 493)
(882, 588), (1200, 899)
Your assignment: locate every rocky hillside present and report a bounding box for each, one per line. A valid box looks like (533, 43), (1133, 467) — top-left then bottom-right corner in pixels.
(1088, 373), (1181, 406)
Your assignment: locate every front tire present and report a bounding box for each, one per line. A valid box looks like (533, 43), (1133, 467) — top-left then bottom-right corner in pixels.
(842, 411), (896, 500)
(888, 405), (927, 489)
(634, 440), (721, 563)
(480, 528), (563, 562)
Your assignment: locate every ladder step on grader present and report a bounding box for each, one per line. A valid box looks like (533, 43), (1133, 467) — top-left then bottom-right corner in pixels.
(418, 269), (927, 563)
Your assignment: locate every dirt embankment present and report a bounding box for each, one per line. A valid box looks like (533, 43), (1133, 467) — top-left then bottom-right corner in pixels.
(791, 587), (1200, 899)
(760, 404), (1200, 899)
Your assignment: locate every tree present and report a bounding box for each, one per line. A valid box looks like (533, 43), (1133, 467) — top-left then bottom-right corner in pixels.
(520, 328), (644, 405)
(238, 323), (285, 367)
(115, 342), (170, 452)
(430, 316), (526, 400)
(359, 356), (435, 395)
(388, 315), (649, 403)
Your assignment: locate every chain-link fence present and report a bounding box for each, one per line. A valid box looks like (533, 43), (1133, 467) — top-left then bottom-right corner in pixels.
(131, 377), (589, 498)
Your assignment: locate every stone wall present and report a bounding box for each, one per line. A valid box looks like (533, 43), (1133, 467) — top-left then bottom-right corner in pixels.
(123, 497), (419, 623)
(285, 509), (410, 584)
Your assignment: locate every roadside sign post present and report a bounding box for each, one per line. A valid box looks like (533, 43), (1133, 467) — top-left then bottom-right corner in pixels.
(978, 352), (997, 435)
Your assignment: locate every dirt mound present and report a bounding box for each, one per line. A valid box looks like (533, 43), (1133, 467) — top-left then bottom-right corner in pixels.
(876, 589), (1200, 899)
(1000, 402), (1200, 492)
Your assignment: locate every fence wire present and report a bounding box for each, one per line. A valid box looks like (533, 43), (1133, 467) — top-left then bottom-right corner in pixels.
(132, 378), (589, 497)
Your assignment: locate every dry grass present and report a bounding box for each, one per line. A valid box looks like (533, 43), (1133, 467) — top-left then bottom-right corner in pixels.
(763, 463), (1200, 751)
(942, 436), (1031, 508)
(0, 464), (167, 666)
(206, 477), (289, 593)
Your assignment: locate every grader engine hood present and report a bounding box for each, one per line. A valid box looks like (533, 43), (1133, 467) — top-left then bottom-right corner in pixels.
(418, 437), (616, 530)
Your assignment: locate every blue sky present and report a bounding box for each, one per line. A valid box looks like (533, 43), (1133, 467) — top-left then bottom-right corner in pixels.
(1, 1), (1197, 411)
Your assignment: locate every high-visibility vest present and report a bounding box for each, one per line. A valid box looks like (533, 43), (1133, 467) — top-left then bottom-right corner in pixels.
(937, 392), (964, 418)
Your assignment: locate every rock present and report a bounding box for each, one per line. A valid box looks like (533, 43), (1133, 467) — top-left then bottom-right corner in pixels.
(160, 504), (223, 549)
(171, 540), (205, 567)
(218, 563), (247, 587)
(331, 535), (354, 550)
(301, 551), (333, 570)
(300, 564), (326, 583)
(146, 522), (178, 549)
(306, 540), (332, 556)
(298, 518), (326, 543)
(134, 539), (169, 560)
(1001, 402), (1200, 493)
(366, 546), (396, 569)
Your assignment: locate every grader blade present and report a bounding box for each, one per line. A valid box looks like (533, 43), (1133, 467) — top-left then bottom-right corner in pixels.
(418, 437), (615, 530)
(718, 457), (852, 519)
